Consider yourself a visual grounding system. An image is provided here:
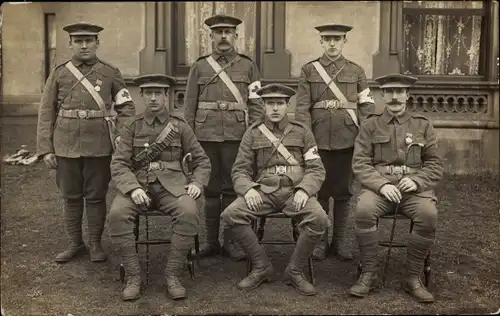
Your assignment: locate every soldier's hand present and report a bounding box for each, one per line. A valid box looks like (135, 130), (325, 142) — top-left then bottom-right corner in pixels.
(244, 188), (263, 212)
(185, 183), (201, 199)
(293, 189), (309, 212)
(131, 188), (151, 207)
(114, 136), (121, 148)
(43, 153), (58, 169)
(398, 177), (418, 193)
(379, 184), (402, 203)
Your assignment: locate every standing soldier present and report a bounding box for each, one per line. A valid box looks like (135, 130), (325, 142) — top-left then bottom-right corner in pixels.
(295, 24), (375, 260)
(108, 74), (211, 301)
(221, 84), (328, 296)
(37, 22), (135, 263)
(349, 74), (443, 303)
(184, 14), (263, 260)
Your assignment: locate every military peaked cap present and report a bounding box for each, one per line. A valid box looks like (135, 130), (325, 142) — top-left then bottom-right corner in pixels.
(315, 24), (353, 36)
(256, 84), (296, 99)
(63, 22), (103, 36)
(204, 14), (242, 29)
(374, 73), (418, 89)
(134, 74), (176, 89)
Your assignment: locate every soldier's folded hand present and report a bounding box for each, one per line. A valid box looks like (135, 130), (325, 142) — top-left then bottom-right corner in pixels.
(397, 177), (418, 193)
(43, 153), (58, 169)
(244, 188), (263, 212)
(379, 184), (402, 203)
(131, 188), (151, 207)
(293, 189), (309, 212)
(185, 183), (201, 199)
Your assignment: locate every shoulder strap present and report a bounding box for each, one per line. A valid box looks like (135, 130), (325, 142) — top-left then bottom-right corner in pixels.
(206, 56), (245, 105)
(65, 61), (109, 115)
(311, 61), (359, 127)
(257, 124), (299, 166)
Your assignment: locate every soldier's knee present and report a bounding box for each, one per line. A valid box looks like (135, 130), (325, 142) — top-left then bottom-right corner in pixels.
(414, 200), (438, 236)
(177, 195), (199, 221)
(173, 195), (199, 236)
(355, 196), (378, 228)
(304, 202), (330, 233)
(220, 198), (248, 227)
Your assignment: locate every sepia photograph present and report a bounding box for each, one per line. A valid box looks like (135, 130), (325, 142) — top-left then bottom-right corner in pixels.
(0, 1), (499, 315)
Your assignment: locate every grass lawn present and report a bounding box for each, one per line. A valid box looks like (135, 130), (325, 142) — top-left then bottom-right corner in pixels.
(1, 116), (499, 315)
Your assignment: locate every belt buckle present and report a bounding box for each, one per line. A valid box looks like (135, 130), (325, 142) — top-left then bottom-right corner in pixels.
(392, 166), (404, 180)
(275, 165), (287, 175)
(219, 101), (228, 110)
(325, 100), (339, 110)
(149, 162), (160, 171)
(77, 110), (88, 119)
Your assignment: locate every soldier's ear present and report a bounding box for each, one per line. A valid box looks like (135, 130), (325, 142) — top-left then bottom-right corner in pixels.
(234, 32), (239, 40)
(209, 32), (214, 40)
(343, 36), (348, 44)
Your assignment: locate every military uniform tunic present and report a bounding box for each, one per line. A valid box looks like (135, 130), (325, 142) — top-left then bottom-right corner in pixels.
(108, 111), (211, 237)
(352, 109), (444, 235)
(295, 54), (375, 203)
(184, 50), (262, 199)
(37, 57), (135, 158)
(221, 117), (329, 235)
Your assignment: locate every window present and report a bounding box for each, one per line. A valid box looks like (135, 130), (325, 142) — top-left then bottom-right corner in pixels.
(44, 13), (56, 80)
(402, 1), (487, 76)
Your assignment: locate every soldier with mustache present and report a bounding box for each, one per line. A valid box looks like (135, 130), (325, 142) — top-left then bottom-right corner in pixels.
(184, 14), (263, 261)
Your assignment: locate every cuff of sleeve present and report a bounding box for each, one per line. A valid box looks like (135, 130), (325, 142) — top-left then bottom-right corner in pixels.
(121, 183), (143, 196)
(240, 182), (260, 196)
(294, 184), (314, 197)
(189, 181), (203, 190)
(371, 179), (391, 194)
(408, 176), (424, 192)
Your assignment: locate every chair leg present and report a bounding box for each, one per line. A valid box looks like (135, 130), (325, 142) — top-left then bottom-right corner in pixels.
(119, 264), (125, 283)
(424, 251), (431, 287)
(356, 263), (362, 279)
(194, 234), (200, 268)
(257, 217), (265, 241)
(134, 216), (140, 253)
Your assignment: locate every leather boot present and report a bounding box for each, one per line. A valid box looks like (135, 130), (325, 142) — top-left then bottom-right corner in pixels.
(284, 231), (321, 296)
(404, 234), (434, 303)
(329, 200), (353, 261)
(349, 272), (378, 297)
(231, 225), (273, 290)
(55, 199), (88, 263)
(165, 233), (194, 300)
(221, 195), (247, 261)
(114, 235), (142, 301)
(196, 197), (222, 258)
(349, 229), (379, 297)
(86, 200), (107, 262)
(312, 199), (329, 260)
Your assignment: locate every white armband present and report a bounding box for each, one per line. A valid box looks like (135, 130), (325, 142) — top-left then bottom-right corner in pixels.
(115, 88), (133, 105)
(304, 146), (320, 161)
(358, 88), (374, 104)
(248, 81), (262, 99)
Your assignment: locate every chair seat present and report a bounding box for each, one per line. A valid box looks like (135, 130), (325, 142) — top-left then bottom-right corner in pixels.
(259, 212), (289, 219)
(139, 208), (164, 216)
(380, 213), (409, 220)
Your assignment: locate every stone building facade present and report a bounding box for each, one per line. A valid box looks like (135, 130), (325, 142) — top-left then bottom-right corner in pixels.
(1, 1), (499, 174)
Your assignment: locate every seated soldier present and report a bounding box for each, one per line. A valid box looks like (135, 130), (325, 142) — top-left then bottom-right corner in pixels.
(108, 74), (211, 301)
(221, 84), (329, 296)
(349, 74), (444, 303)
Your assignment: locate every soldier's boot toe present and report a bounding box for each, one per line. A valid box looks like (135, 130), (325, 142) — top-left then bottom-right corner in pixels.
(237, 264), (274, 290)
(193, 243), (222, 259)
(166, 276), (187, 300)
(312, 242), (327, 261)
(122, 275), (141, 301)
(404, 277), (434, 303)
(89, 242), (107, 262)
(55, 244), (87, 263)
(283, 266), (317, 296)
(222, 241), (247, 261)
(349, 272), (378, 297)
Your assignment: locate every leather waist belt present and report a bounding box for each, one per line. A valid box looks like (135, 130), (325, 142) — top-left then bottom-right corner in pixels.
(145, 160), (181, 171)
(263, 165), (303, 175)
(58, 109), (108, 119)
(313, 100), (357, 110)
(376, 165), (419, 176)
(198, 101), (246, 111)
